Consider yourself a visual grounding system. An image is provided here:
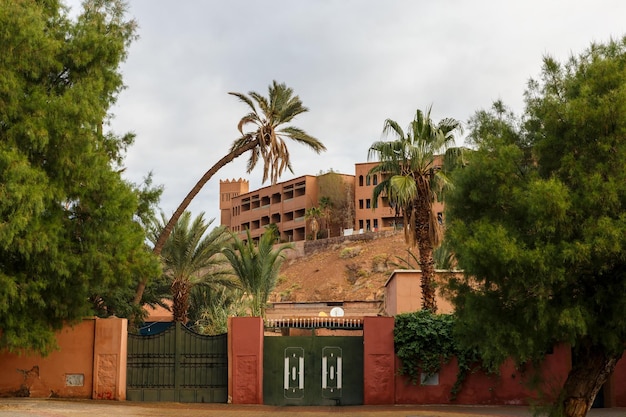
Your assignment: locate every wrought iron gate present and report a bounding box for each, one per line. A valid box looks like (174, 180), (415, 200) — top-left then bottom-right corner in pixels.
(263, 334), (364, 405)
(127, 322), (227, 402)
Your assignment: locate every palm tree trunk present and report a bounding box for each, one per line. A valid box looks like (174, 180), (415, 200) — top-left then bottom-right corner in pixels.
(171, 278), (190, 323)
(554, 341), (622, 417)
(415, 195), (437, 313)
(132, 139), (259, 306)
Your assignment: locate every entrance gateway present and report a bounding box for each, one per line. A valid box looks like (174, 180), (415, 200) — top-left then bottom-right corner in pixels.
(263, 317), (364, 406)
(126, 322), (227, 403)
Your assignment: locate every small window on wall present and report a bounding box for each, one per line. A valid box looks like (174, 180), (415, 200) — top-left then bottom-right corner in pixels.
(366, 220), (371, 231)
(359, 175), (364, 186)
(366, 175), (371, 186)
(373, 175), (378, 185)
(366, 199), (371, 209)
(421, 372), (439, 386)
(359, 220), (364, 229)
(359, 200), (364, 209)
(373, 219), (378, 229)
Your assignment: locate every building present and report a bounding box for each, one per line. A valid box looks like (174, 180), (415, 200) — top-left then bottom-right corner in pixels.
(220, 174), (354, 242)
(219, 159), (444, 242)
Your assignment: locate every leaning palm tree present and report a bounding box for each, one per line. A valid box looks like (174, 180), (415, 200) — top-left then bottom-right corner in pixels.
(133, 81), (326, 305)
(222, 229), (294, 317)
(367, 106), (463, 312)
(153, 211), (236, 323)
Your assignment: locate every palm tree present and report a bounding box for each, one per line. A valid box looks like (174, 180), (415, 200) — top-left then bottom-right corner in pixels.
(222, 228), (294, 317)
(133, 81), (326, 305)
(305, 206), (322, 240)
(188, 285), (247, 335)
(153, 211), (236, 323)
(367, 106), (463, 312)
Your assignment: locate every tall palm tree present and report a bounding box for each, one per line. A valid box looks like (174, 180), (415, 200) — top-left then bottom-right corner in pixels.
(222, 229), (294, 317)
(367, 106), (463, 312)
(133, 81), (325, 305)
(153, 211), (236, 323)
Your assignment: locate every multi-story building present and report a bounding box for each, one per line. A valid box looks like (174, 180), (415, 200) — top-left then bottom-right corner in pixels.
(353, 162), (444, 233)
(220, 176), (325, 242)
(220, 160), (444, 242)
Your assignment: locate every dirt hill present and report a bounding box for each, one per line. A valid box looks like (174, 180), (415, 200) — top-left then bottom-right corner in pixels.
(270, 231), (413, 303)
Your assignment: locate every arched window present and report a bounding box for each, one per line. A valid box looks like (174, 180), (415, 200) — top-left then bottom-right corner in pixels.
(373, 174), (378, 185)
(359, 175), (364, 186)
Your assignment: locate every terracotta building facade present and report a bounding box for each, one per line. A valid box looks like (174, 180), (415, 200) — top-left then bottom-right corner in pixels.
(220, 175), (332, 242)
(220, 161), (444, 242)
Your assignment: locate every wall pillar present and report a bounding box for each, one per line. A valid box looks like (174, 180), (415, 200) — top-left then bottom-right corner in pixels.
(363, 316), (395, 404)
(228, 317), (264, 404)
(92, 317), (127, 400)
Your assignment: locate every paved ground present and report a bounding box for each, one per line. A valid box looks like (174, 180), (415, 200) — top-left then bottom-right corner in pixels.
(0, 399), (625, 417)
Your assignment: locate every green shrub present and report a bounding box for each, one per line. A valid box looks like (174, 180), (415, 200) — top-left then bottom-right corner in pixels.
(339, 246), (362, 259)
(394, 310), (484, 399)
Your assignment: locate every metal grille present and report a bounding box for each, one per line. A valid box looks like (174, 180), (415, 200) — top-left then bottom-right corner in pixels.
(265, 317), (363, 330)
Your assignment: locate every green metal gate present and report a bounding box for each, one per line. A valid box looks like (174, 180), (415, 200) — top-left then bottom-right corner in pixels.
(263, 335), (364, 405)
(127, 322), (227, 403)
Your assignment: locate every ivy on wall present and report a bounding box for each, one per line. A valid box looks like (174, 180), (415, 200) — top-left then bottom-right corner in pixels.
(394, 310), (484, 399)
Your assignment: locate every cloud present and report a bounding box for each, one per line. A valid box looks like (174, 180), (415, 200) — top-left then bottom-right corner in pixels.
(64, 0), (626, 224)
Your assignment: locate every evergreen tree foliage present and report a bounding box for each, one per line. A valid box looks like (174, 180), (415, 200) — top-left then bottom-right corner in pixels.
(446, 37), (626, 417)
(0, 0), (158, 353)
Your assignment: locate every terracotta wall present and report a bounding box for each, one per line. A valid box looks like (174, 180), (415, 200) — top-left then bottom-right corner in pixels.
(0, 317), (127, 400)
(384, 270), (457, 315)
(92, 318), (127, 400)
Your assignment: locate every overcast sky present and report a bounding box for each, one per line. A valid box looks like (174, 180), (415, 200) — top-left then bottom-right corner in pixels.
(69, 1), (626, 225)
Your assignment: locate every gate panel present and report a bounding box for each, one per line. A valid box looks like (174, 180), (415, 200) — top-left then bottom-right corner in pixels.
(264, 336), (363, 405)
(127, 323), (227, 402)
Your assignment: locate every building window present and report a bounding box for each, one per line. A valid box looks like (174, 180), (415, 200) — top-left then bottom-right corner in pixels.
(359, 175), (364, 186)
(359, 199), (364, 209)
(366, 175), (371, 186)
(373, 175), (378, 185)
(373, 219), (378, 229)
(366, 199), (371, 209)
(366, 220), (371, 231)
(359, 220), (364, 230)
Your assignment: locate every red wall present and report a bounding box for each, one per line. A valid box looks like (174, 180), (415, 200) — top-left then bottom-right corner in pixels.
(394, 344), (571, 405)
(359, 318), (574, 406)
(363, 317), (395, 404)
(611, 355), (626, 406)
(228, 317), (264, 404)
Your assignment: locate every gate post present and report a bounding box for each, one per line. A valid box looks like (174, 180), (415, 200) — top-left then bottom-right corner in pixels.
(228, 317), (264, 404)
(93, 317), (127, 400)
(363, 316), (395, 405)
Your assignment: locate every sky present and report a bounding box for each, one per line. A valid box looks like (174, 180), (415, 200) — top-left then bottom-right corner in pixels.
(68, 0), (626, 226)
